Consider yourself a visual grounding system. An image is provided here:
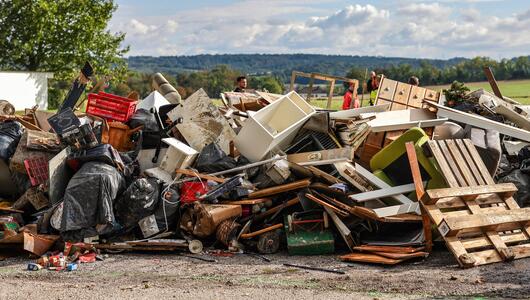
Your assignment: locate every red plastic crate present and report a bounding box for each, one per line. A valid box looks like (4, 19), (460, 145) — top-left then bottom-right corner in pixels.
(86, 92), (137, 122)
(24, 157), (49, 186)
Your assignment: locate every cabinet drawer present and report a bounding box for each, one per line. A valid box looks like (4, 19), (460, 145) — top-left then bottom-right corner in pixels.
(377, 78), (398, 101)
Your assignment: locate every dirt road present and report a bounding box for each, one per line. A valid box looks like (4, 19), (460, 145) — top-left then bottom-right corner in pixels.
(1, 249), (529, 299)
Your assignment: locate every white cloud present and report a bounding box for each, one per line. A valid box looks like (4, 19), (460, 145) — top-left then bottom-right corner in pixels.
(398, 3), (452, 16)
(109, 2), (530, 58)
(166, 20), (178, 33)
(129, 19), (157, 35)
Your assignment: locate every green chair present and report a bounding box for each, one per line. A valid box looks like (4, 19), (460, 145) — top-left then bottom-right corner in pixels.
(370, 127), (445, 194)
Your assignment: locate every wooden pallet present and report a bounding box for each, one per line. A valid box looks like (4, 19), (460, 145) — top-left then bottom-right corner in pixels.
(422, 139), (530, 267)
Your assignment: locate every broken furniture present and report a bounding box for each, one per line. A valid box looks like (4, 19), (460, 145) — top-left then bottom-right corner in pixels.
(360, 77), (440, 164)
(235, 91), (316, 162)
(370, 127), (445, 190)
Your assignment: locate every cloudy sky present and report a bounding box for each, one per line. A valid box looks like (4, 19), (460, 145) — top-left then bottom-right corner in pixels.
(109, 0), (530, 59)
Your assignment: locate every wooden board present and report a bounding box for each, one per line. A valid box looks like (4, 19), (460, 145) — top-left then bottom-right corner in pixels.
(340, 252), (404, 265)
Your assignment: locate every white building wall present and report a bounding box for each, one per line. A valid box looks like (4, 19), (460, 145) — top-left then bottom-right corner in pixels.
(0, 71), (54, 111)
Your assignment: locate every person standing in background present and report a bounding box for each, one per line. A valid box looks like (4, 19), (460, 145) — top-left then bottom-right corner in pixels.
(342, 82), (359, 110)
(234, 76), (247, 92)
(366, 71), (379, 106)
(408, 76), (420, 86)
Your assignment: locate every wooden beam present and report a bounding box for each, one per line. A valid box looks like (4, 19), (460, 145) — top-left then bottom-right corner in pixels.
(290, 70), (296, 92)
(240, 223), (282, 239)
(327, 79), (335, 109)
(249, 179), (311, 199)
(175, 169), (225, 183)
(483, 67), (503, 99)
(405, 141), (432, 252)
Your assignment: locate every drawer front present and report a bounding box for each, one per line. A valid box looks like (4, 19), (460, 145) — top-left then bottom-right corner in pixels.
(408, 86), (426, 108)
(424, 89), (439, 101)
(377, 78), (398, 101)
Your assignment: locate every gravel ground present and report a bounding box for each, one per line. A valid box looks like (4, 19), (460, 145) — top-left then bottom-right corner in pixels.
(0, 248), (529, 299)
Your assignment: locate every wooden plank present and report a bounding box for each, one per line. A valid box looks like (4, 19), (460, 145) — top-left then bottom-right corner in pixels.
(353, 245), (425, 254)
(426, 183), (517, 203)
(249, 179), (311, 199)
(254, 197), (300, 221)
(445, 140), (477, 186)
(175, 169), (225, 183)
(462, 139), (495, 185)
(461, 232), (529, 250)
(427, 140), (459, 188)
(405, 141), (432, 252)
(349, 182), (421, 202)
(439, 207), (530, 237)
(372, 251), (429, 260)
(306, 165), (344, 184)
(470, 244), (530, 266)
(405, 142), (425, 199)
(304, 194), (349, 217)
(455, 139), (486, 185)
(484, 67), (503, 99)
(340, 252), (404, 265)
(445, 236), (476, 267)
(240, 223), (283, 239)
(437, 140), (468, 187)
(327, 80), (335, 109)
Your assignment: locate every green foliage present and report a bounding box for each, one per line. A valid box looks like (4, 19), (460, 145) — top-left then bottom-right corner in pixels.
(249, 76), (284, 94)
(0, 0), (129, 108)
(443, 81), (470, 107)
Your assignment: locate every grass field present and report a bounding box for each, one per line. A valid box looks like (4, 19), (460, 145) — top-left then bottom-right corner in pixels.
(305, 79), (530, 110)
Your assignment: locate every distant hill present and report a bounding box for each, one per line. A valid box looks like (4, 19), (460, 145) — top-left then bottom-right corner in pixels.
(127, 54), (467, 81)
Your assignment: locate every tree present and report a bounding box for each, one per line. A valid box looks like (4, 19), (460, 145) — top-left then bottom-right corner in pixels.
(0, 0), (128, 82)
(249, 76), (284, 94)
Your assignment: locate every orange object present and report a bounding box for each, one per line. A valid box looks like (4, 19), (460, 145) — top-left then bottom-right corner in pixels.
(101, 121), (141, 152)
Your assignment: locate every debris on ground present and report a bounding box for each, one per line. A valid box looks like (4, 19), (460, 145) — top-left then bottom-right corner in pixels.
(1, 65), (530, 272)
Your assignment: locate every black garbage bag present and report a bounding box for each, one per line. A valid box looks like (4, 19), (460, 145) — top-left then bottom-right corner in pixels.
(137, 185), (180, 238)
(518, 146), (530, 175)
(114, 177), (161, 229)
(498, 169), (530, 207)
(195, 143), (237, 173)
(0, 121), (24, 162)
(496, 155), (515, 178)
(126, 108), (161, 149)
(60, 161), (126, 241)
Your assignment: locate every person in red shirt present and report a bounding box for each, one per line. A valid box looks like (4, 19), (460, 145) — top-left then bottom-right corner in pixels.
(342, 82), (359, 110)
